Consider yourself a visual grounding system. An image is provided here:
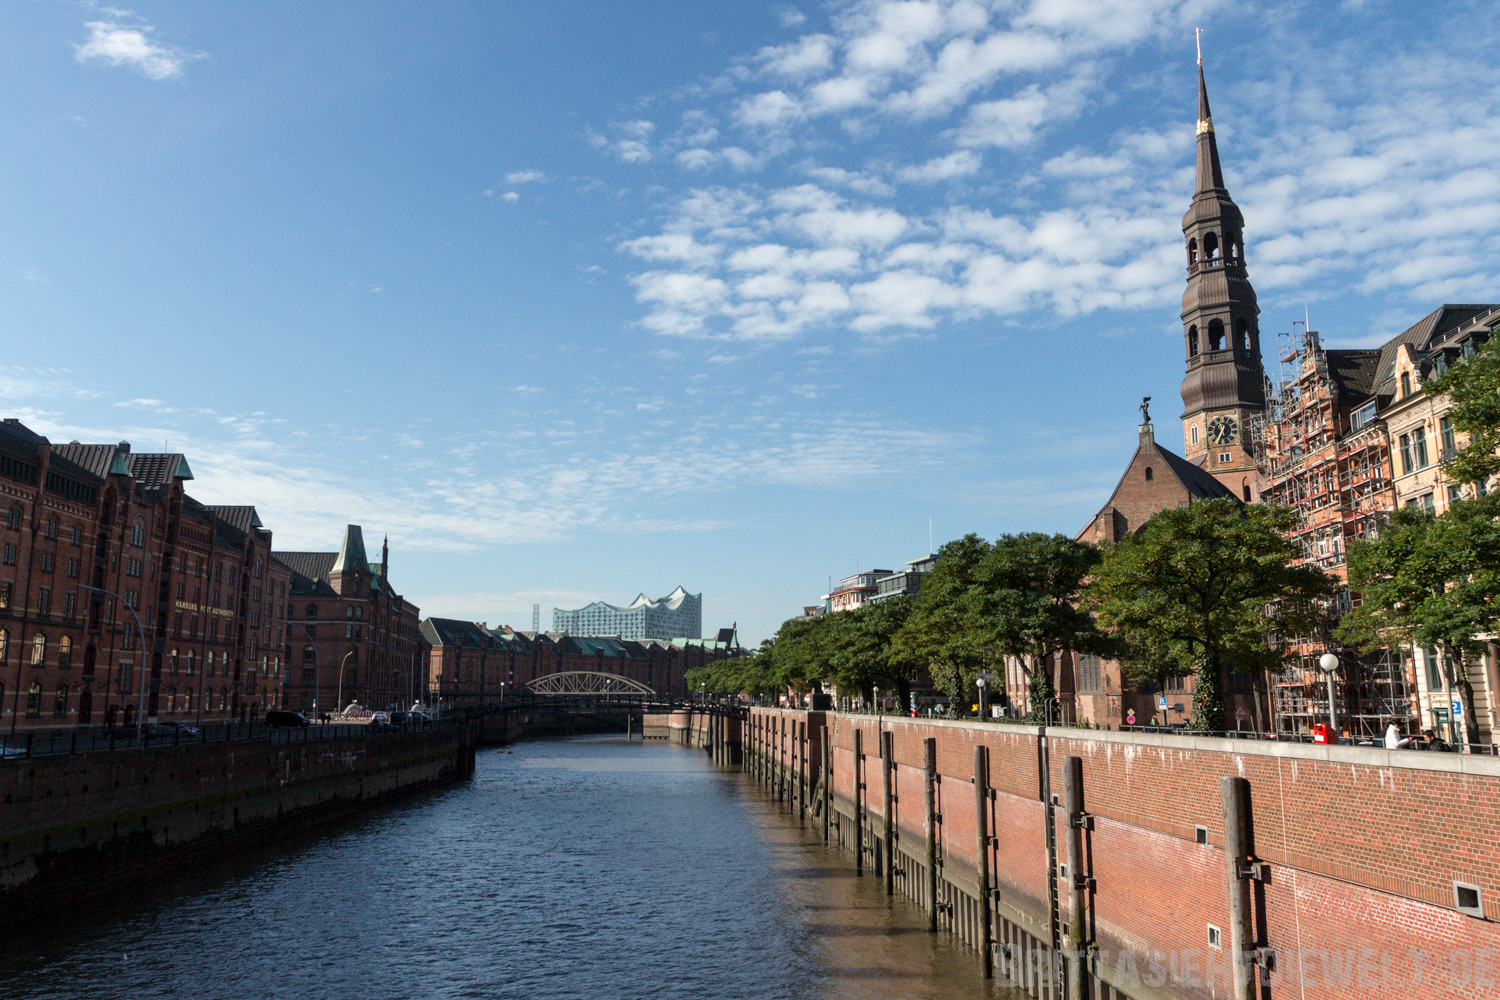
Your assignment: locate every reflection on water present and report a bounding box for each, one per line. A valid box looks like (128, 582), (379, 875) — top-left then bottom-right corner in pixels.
(0, 736), (1016, 1000)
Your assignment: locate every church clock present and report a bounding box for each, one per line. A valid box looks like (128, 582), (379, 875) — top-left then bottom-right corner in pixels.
(1207, 416), (1239, 446)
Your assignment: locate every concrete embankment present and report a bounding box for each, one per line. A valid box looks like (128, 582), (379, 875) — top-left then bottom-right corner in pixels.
(0, 724), (476, 923)
(652, 707), (1500, 1000)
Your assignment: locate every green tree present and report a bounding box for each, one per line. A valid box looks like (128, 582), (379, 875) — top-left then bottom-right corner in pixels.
(891, 534), (996, 715)
(823, 596), (915, 709)
(1425, 332), (1500, 489)
(969, 532), (1110, 723)
(1086, 499), (1329, 732)
(1336, 498), (1500, 750)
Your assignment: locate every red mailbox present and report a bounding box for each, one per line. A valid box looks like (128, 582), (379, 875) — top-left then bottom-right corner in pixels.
(1312, 723), (1333, 745)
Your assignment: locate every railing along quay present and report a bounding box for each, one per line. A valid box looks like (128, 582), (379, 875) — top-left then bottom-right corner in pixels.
(0, 715), (464, 762)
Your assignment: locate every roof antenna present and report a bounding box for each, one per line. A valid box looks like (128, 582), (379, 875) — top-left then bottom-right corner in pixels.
(1195, 27), (1203, 66)
(1305, 299), (1311, 333)
(928, 517), (933, 557)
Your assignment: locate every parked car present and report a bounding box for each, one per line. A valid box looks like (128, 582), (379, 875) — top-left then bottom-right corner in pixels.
(370, 711), (391, 725)
(265, 710), (312, 728)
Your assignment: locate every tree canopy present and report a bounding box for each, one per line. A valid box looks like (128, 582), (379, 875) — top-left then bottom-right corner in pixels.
(1086, 498), (1330, 732)
(1337, 498), (1500, 747)
(1425, 331), (1500, 489)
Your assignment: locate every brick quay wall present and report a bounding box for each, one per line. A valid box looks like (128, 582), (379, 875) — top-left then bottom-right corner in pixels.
(649, 707), (1500, 1000)
(0, 724), (477, 923)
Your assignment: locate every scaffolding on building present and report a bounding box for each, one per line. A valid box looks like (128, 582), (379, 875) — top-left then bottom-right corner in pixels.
(1248, 326), (1411, 737)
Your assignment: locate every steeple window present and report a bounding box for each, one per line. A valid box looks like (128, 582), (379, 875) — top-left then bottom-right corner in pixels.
(1208, 319), (1225, 352)
(1188, 238), (1198, 265)
(1237, 318), (1251, 352)
(1225, 230), (1239, 260)
(1188, 325), (1199, 356)
(1203, 232), (1219, 262)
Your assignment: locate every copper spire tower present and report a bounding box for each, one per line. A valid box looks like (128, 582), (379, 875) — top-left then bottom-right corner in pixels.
(1178, 47), (1264, 496)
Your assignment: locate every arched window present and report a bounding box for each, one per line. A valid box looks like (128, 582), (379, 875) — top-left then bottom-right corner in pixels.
(6, 506), (20, 530)
(0, 628), (8, 661)
(26, 682), (41, 717)
(1188, 237), (1198, 264)
(1208, 319), (1226, 352)
(1144, 467), (1154, 481)
(31, 633), (46, 666)
(58, 636), (71, 669)
(1225, 230), (1239, 259)
(185, 687), (195, 713)
(1188, 326), (1199, 357)
(1203, 231), (1219, 261)
(1191, 424), (1200, 445)
(1237, 317), (1251, 352)
(307, 604), (318, 618)
(186, 651), (195, 675)
(170, 649), (179, 675)
(167, 685), (177, 714)
(54, 684), (68, 718)
(130, 519), (145, 547)
(1243, 481), (1252, 502)
(219, 689), (228, 711)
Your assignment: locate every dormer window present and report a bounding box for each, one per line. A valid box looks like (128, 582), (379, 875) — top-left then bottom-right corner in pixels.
(1400, 372), (1412, 396)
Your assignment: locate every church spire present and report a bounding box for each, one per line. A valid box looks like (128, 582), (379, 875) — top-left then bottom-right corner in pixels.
(1195, 65), (1226, 195)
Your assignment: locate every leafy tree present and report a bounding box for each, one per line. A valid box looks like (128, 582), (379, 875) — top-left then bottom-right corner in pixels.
(1337, 498), (1500, 750)
(823, 596), (916, 709)
(1086, 499), (1329, 732)
(969, 532), (1110, 722)
(1425, 332), (1500, 489)
(892, 534), (995, 714)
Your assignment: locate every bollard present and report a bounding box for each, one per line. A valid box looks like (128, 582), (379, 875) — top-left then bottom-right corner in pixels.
(924, 736), (938, 932)
(881, 729), (895, 895)
(820, 725), (832, 844)
(853, 727), (864, 874)
(1222, 776), (1258, 1000)
(974, 744), (993, 979)
(1063, 756), (1089, 1000)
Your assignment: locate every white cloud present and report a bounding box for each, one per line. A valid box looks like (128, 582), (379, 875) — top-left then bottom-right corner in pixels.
(896, 149), (982, 183)
(505, 169), (547, 184)
(75, 19), (204, 80)
(501, 191), (520, 202)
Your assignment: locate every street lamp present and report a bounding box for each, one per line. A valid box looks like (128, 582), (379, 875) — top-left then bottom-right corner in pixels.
(271, 617), (320, 722)
(84, 586), (150, 736)
(337, 650), (356, 713)
(1318, 651), (1340, 741)
(873, 685), (881, 716)
(976, 672), (995, 721)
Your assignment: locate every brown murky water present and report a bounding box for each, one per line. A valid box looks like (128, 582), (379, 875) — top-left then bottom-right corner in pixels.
(0, 736), (1018, 1000)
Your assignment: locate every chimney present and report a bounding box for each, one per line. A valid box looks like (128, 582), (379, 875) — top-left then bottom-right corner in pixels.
(1139, 422), (1155, 447)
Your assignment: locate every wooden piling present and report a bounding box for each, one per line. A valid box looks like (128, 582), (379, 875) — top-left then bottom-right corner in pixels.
(924, 736), (937, 932)
(974, 744), (993, 979)
(881, 729), (894, 896)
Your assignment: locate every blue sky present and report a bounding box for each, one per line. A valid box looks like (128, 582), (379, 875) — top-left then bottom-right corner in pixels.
(2, 1), (1498, 644)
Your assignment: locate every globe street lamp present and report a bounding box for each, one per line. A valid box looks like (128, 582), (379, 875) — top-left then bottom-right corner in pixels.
(1318, 651), (1340, 742)
(336, 649), (356, 714)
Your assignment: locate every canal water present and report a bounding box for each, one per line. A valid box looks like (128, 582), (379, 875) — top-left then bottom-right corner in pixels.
(0, 736), (1016, 1000)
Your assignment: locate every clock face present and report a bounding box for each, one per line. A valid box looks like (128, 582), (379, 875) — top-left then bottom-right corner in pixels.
(1207, 416), (1239, 446)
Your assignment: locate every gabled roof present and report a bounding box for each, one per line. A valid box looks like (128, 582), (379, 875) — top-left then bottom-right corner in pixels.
(125, 452), (193, 487)
(1079, 424), (1237, 542)
(206, 505), (263, 533)
(1371, 304), (1498, 395)
(52, 441), (131, 479)
(275, 551), (339, 594)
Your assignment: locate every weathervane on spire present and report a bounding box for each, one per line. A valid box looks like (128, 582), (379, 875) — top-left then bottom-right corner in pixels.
(1195, 27), (1203, 66)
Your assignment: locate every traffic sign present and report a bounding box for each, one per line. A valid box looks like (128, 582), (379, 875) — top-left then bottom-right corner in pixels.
(1157, 696), (1169, 710)
(1126, 709), (1136, 725)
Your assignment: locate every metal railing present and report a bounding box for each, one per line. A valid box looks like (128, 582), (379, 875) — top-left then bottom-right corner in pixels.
(0, 715), (463, 762)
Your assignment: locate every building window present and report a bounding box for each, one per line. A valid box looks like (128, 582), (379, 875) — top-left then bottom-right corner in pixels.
(63, 591), (75, 619)
(1441, 416), (1456, 459)
(170, 649), (180, 675)
(6, 507), (20, 530)
(1144, 467), (1154, 481)
(2, 543), (17, 566)
(130, 520), (145, 547)
(1425, 648), (1443, 691)
(1413, 429), (1429, 469)
(41, 519), (55, 540)
(1422, 493), (1435, 514)
(38, 552), (52, 573)
(1450, 485), (1463, 504)
(26, 682), (41, 717)
(0, 629), (7, 661)
(0, 583), (9, 609)
(1218, 452), (1231, 464)
(37, 587), (50, 616)
(53, 684), (67, 718)
(70, 526), (82, 546)
(1401, 371), (1412, 397)
(1190, 424), (1199, 445)
(66, 558), (79, 579)
(1079, 654), (1102, 692)
(1400, 434), (1413, 474)
(57, 636), (71, 669)
(186, 651), (195, 675)
(185, 687), (194, 713)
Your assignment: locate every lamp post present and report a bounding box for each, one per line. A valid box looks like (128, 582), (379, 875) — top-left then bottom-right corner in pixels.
(336, 650), (356, 714)
(271, 617), (320, 722)
(976, 672), (994, 721)
(873, 685), (881, 716)
(1318, 651), (1340, 741)
(84, 586), (149, 736)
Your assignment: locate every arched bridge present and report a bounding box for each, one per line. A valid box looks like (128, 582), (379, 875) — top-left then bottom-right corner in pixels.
(524, 671), (656, 698)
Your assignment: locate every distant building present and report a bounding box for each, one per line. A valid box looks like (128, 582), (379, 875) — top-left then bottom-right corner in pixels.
(551, 586), (701, 640)
(826, 570), (891, 614)
(871, 556), (937, 603)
